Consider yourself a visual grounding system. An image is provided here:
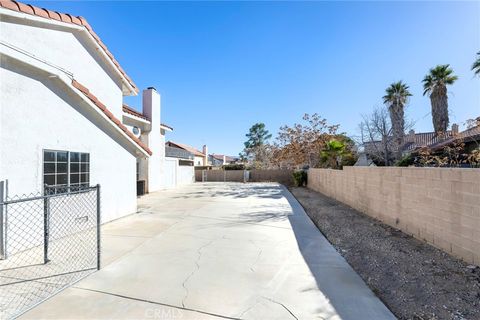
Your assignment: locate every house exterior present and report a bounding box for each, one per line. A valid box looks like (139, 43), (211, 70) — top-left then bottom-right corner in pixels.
(163, 142), (200, 187)
(166, 142), (208, 167)
(0, 1), (173, 222)
(121, 102), (174, 193)
(209, 154), (240, 167)
(363, 118), (480, 165)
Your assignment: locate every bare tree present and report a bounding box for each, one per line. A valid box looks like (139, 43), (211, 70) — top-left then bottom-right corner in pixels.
(359, 106), (394, 166)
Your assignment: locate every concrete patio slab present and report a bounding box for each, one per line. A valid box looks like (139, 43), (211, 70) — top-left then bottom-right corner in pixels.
(21, 183), (395, 320)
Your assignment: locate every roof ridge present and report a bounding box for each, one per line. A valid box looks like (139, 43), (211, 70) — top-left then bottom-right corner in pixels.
(0, 0), (138, 93)
(122, 104), (148, 120)
(72, 80), (152, 155)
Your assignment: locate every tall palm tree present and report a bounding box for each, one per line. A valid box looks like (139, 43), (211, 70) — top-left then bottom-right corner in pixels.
(383, 81), (412, 159)
(422, 65), (458, 135)
(472, 52), (480, 76)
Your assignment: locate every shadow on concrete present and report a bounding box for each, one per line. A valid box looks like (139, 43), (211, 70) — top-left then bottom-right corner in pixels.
(206, 183), (394, 319)
(281, 185), (395, 320)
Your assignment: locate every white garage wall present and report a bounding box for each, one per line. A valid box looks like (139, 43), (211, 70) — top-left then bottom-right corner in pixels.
(177, 166), (194, 185)
(0, 56), (137, 223)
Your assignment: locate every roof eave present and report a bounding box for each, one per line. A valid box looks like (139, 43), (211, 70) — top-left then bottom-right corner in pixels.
(0, 5), (138, 96)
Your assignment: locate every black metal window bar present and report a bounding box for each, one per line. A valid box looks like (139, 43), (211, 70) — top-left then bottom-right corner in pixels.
(0, 183), (101, 319)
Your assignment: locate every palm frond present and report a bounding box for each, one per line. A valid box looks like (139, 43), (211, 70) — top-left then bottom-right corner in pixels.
(472, 51), (480, 76)
(422, 64), (457, 96)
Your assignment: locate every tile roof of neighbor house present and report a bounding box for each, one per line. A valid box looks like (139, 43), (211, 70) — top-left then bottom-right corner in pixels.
(166, 141), (205, 157)
(72, 80), (152, 155)
(428, 124), (480, 151)
(122, 104), (148, 120)
(402, 131), (454, 152)
(122, 104), (173, 131)
(0, 0), (138, 93)
(211, 154), (237, 162)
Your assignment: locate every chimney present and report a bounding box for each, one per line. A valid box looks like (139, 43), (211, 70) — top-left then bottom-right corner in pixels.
(408, 129), (415, 142)
(202, 145), (208, 166)
(143, 87), (160, 132)
(141, 87), (162, 192)
(452, 123), (459, 135)
(223, 155), (226, 164)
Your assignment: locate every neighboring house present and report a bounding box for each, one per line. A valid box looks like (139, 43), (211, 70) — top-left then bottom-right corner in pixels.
(354, 153), (376, 167)
(363, 118), (480, 164)
(209, 154), (240, 167)
(0, 1), (173, 222)
(427, 118), (480, 153)
(166, 141), (208, 167)
(163, 141), (203, 187)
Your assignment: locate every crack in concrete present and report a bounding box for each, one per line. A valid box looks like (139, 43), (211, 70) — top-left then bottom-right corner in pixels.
(181, 239), (216, 308)
(74, 287), (242, 320)
(262, 296), (299, 320)
(249, 240), (263, 273)
(237, 300), (260, 319)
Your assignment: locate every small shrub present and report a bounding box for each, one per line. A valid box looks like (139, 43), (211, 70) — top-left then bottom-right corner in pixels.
(222, 164), (245, 170)
(292, 170), (308, 187)
(395, 154), (414, 167)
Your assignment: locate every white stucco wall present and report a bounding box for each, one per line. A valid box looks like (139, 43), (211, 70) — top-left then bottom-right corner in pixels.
(194, 155), (204, 166)
(0, 13), (125, 119)
(0, 56), (137, 223)
(177, 166), (195, 185)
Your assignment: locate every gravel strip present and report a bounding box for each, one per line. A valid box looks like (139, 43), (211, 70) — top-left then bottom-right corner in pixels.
(290, 187), (480, 320)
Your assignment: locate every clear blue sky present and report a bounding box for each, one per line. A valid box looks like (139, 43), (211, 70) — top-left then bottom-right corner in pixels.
(36, 1), (480, 156)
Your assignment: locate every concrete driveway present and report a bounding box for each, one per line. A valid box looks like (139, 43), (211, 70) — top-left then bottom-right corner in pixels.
(22, 183), (394, 320)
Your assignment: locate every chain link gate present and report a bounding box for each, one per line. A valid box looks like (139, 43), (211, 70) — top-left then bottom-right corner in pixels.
(0, 184), (101, 319)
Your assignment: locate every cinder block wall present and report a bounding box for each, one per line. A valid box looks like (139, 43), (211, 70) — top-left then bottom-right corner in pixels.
(250, 170), (294, 186)
(308, 167), (480, 265)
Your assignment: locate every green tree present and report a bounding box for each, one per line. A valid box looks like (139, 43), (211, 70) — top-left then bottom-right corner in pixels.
(422, 65), (458, 135)
(243, 123), (272, 167)
(320, 139), (346, 169)
(473, 52), (480, 76)
(244, 123), (272, 150)
(383, 81), (412, 160)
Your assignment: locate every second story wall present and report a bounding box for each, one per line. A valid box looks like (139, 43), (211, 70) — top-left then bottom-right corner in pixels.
(0, 12), (125, 119)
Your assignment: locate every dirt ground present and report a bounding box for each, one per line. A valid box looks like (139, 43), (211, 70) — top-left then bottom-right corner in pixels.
(290, 187), (480, 320)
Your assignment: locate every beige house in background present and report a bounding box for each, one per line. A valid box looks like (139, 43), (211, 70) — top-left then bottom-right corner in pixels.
(165, 141), (208, 167)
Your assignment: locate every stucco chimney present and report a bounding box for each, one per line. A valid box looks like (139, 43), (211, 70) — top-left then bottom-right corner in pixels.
(452, 123), (459, 135)
(202, 145), (208, 166)
(143, 87), (160, 130)
(223, 155), (226, 164)
(140, 87), (163, 192)
(408, 129), (415, 142)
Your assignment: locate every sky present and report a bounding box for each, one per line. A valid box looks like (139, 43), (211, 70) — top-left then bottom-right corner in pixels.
(35, 1), (480, 156)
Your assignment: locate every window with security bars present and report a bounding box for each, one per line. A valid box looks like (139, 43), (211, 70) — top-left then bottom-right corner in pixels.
(43, 150), (90, 192)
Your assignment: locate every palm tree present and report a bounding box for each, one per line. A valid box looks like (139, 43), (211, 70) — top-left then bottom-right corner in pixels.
(383, 81), (412, 159)
(472, 52), (480, 76)
(422, 65), (458, 135)
(320, 139), (345, 169)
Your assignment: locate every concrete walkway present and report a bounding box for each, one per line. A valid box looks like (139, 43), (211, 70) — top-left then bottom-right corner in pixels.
(21, 183), (395, 320)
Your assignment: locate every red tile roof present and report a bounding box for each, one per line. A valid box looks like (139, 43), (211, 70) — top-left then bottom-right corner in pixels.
(161, 123), (174, 131)
(166, 141), (204, 157)
(72, 80), (152, 155)
(122, 104), (148, 120)
(0, 0), (138, 93)
(122, 104), (174, 131)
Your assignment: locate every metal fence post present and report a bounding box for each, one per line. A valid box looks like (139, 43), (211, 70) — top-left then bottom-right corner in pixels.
(96, 184), (101, 270)
(0, 181), (5, 259)
(43, 184), (50, 264)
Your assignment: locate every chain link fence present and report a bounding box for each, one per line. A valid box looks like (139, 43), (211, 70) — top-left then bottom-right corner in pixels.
(0, 184), (100, 319)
